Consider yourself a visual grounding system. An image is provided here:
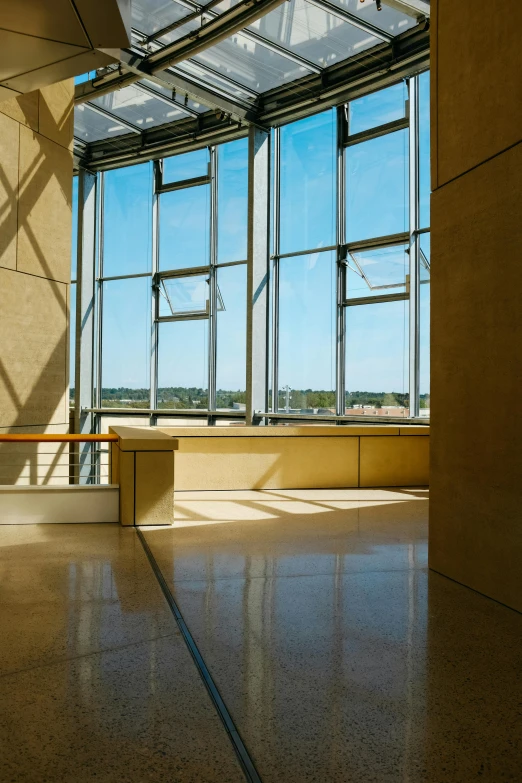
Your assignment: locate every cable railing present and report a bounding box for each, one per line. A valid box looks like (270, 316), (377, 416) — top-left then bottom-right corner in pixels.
(0, 434), (118, 486)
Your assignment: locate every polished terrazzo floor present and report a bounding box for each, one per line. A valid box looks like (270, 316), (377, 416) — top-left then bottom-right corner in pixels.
(2, 488), (522, 781)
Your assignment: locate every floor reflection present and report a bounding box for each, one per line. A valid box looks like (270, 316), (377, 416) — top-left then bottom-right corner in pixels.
(143, 487), (522, 782)
(0, 524), (243, 782)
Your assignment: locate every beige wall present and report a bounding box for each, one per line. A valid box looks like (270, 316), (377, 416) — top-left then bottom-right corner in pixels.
(429, 2), (522, 612)
(0, 83), (73, 483)
(155, 426), (429, 492)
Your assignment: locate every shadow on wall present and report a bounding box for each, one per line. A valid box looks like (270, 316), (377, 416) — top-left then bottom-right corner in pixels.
(0, 87), (73, 485)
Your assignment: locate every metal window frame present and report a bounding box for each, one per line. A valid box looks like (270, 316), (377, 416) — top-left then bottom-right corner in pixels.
(138, 0), (323, 76)
(268, 72), (429, 423)
(77, 73), (429, 433)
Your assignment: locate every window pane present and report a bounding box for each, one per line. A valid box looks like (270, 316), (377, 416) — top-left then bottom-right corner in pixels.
(420, 233), (430, 417)
(103, 163), (152, 277)
(158, 320), (208, 409)
(163, 148), (209, 183)
(327, 0), (416, 35)
(159, 185), (210, 271)
(101, 278), (151, 408)
(249, 0), (380, 69)
(69, 283), (76, 395)
(91, 84), (188, 130)
(159, 275), (210, 318)
(280, 110), (336, 255)
(347, 244), (408, 299)
(71, 176), (78, 280)
(346, 129), (408, 242)
(216, 264), (247, 410)
(419, 70), (430, 229)
(348, 82), (408, 136)
(131, 0), (186, 37)
(192, 33), (307, 93)
(218, 138), (248, 263)
(278, 251), (336, 413)
(345, 300), (409, 416)
(75, 103), (131, 143)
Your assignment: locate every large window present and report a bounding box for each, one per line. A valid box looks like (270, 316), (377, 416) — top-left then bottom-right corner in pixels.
(94, 141), (248, 416)
(271, 74), (429, 419)
(279, 110), (336, 254)
(75, 72), (430, 426)
(98, 162), (153, 409)
(277, 251), (336, 413)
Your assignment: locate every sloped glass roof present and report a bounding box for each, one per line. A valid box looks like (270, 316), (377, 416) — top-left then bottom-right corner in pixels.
(328, 0), (416, 34)
(74, 0), (428, 160)
(249, 0), (381, 69)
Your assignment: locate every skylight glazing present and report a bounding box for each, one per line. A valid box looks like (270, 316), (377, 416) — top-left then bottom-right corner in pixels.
(249, 0), (380, 68)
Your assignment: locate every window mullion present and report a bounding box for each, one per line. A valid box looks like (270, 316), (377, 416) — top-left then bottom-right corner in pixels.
(271, 126), (280, 415)
(336, 105), (346, 418)
(208, 146), (218, 420)
(408, 75), (421, 418)
(150, 161), (160, 422)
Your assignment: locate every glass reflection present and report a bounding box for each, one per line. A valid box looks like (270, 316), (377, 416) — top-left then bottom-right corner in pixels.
(345, 299), (409, 415)
(102, 163), (152, 277)
(159, 185), (210, 270)
(280, 110), (336, 255)
(349, 81), (408, 135)
(278, 251), (336, 413)
(101, 277), (151, 408)
(346, 129), (409, 242)
(157, 320), (209, 408)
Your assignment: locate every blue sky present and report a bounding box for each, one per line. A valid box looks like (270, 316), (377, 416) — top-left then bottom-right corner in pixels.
(72, 73), (430, 397)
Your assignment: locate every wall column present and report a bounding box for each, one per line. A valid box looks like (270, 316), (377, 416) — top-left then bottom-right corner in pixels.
(246, 126), (270, 424)
(74, 168), (97, 482)
(429, 0), (522, 612)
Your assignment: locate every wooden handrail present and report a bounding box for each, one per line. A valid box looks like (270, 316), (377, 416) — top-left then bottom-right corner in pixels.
(0, 435), (118, 443)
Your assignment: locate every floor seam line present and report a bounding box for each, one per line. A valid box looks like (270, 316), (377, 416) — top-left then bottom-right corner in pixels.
(136, 527), (263, 783)
(156, 564), (428, 586)
(0, 631), (179, 681)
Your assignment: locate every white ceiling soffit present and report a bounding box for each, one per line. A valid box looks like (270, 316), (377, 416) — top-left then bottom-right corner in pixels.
(381, 0), (430, 18)
(0, 0), (131, 99)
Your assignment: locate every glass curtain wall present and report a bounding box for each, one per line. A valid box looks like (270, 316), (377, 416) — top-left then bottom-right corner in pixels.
(94, 139), (248, 421)
(271, 73), (430, 419)
(78, 72), (429, 428)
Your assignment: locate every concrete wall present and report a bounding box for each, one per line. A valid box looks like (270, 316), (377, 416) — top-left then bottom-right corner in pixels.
(429, 1), (522, 612)
(0, 83), (73, 484)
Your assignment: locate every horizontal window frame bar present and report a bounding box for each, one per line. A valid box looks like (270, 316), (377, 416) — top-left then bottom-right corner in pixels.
(344, 116), (409, 147)
(262, 412), (429, 425)
(157, 174), (211, 194)
(98, 272), (153, 282)
(156, 313), (209, 323)
(156, 265), (210, 280)
(102, 262), (246, 285)
(272, 244), (337, 260)
(344, 292), (409, 306)
(215, 258), (247, 268)
(344, 232), (410, 254)
(87, 408), (245, 417)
